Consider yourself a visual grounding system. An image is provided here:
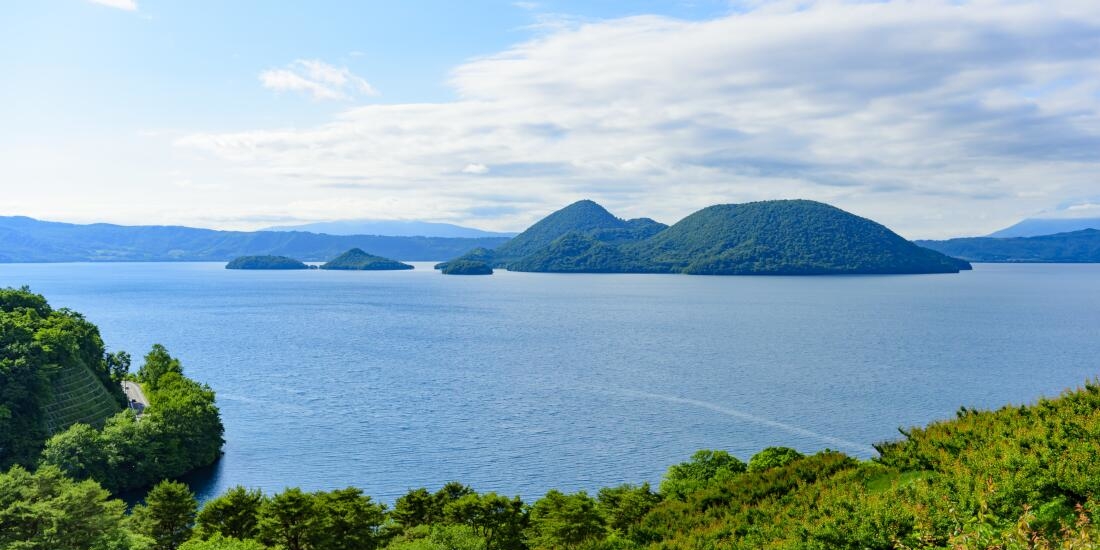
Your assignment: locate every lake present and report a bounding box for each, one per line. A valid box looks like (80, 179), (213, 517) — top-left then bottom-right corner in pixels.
(1, 262), (1098, 503)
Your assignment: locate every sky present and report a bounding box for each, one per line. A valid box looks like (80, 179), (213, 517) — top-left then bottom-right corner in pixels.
(1, 0), (1099, 239)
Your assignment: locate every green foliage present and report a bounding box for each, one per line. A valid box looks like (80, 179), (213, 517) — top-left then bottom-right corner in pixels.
(41, 345), (225, 492)
(0, 287), (124, 470)
(131, 480), (198, 550)
(746, 446), (804, 472)
(196, 486), (266, 541)
(225, 255), (309, 270)
(659, 449), (747, 500)
(527, 490), (605, 549)
(137, 344), (183, 392)
(320, 248), (414, 270)
(310, 487), (387, 550)
(596, 484), (661, 536)
(492, 199), (643, 262)
(918, 228), (1100, 262)
(0, 465), (146, 550)
(440, 260), (494, 275)
(256, 488), (316, 550)
(178, 534), (267, 550)
(434, 247), (496, 271)
(443, 492), (527, 550)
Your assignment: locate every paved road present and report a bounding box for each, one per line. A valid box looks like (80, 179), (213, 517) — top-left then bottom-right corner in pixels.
(122, 381), (149, 413)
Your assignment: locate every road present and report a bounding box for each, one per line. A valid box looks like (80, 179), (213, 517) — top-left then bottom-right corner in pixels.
(122, 381), (149, 413)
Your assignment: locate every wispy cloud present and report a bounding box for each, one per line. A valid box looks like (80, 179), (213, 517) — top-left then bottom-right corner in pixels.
(260, 59), (378, 101)
(181, 1), (1100, 237)
(88, 0), (137, 11)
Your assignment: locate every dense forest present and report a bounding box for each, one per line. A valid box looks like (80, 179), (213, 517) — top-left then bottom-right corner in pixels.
(0, 288), (224, 493)
(917, 229), (1100, 262)
(6, 376), (1100, 549)
(437, 199), (972, 275)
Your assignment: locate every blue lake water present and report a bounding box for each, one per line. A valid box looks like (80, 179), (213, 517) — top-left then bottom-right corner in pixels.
(1, 262), (1098, 503)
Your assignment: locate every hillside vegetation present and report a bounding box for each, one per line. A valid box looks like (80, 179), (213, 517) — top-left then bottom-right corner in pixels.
(0, 287), (125, 469)
(0, 288), (224, 493)
(918, 229), (1100, 262)
(8, 377), (1100, 549)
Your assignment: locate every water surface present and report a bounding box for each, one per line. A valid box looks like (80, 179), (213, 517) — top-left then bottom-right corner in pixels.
(1, 262), (1097, 502)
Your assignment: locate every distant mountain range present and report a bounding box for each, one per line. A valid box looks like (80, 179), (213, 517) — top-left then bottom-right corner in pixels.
(263, 219), (517, 238)
(438, 199), (970, 275)
(0, 216), (508, 262)
(986, 217), (1100, 238)
(917, 229), (1100, 263)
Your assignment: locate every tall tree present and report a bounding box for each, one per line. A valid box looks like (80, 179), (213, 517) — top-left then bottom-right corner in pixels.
(196, 485), (266, 540)
(131, 480), (198, 550)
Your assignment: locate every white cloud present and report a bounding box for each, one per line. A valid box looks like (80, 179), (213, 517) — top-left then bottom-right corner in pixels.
(462, 163), (490, 174)
(88, 0), (137, 11)
(259, 60), (378, 101)
(182, 1), (1100, 237)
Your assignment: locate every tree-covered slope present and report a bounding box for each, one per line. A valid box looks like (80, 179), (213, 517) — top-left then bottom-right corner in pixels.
(320, 248), (414, 270)
(225, 255), (309, 270)
(917, 228), (1100, 262)
(637, 200), (970, 274)
(0, 216), (508, 262)
(0, 287), (124, 469)
(491, 200), (646, 261)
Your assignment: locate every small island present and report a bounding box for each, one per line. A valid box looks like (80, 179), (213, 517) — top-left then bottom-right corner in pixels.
(441, 259), (494, 275)
(320, 248), (414, 270)
(225, 255), (310, 270)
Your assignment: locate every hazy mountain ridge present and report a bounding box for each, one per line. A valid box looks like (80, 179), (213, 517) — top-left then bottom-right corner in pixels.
(263, 219), (518, 238)
(987, 217), (1100, 238)
(0, 216), (509, 262)
(917, 229), (1100, 262)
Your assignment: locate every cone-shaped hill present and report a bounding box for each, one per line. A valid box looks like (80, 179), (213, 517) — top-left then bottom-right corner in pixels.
(443, 199), (970, 275)
(491, 199), (667, 262)
(320, 248), (413, 270)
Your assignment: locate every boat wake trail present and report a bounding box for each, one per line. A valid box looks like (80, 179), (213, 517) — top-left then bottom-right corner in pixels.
(611, 388), (877, 457)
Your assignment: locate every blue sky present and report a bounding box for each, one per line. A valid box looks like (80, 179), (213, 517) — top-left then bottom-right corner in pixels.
(2, 1), (1099, 238)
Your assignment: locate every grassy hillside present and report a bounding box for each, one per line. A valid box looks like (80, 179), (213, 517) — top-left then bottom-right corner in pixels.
(492, 200), (665, 261)
(320, 248), (414, 270)
(918, 228), (1100, 262)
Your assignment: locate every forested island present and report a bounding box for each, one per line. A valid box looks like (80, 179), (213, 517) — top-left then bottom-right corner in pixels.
(320, 248), (414, 271)
(436, 199), (971, 275)
(226, 255), (311, 270)
(0, 287), (224, 495)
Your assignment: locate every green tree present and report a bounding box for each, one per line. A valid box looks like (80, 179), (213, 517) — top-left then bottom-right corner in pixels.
(444, 492), (527, 550)
(178, 534), (267, 550)
(131, 480), (198, 550)
(0, 465), (145, 550)
(195, 485), (266, 540)
(107, 350), (132, 382)
(311, 487), (388, 550)
(39, 422), (109, 482)
(257, 487), (316, 550)
(659, 449), (746, 499)
(527, 490), (605, 549)
(137, 344), (183, 391)
(747, 446), (804, 472)
(596, 483), (660, 535)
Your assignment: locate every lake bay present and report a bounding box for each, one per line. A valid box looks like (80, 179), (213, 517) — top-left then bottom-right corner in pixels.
(1, 262), (1097, 503)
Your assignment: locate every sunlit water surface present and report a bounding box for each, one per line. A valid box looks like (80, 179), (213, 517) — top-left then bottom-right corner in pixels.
(2, 262), (1097, 502)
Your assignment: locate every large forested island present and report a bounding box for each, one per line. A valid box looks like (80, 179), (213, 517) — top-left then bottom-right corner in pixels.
(438, 199), (971, 275)
(320, 248), (414, 270)
(225, 255), (310, 270)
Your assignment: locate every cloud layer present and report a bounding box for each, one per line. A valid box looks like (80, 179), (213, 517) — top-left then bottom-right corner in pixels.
(181, 0), (1100, 237)
(88, 0), (137, 11)
(260, 60), (378, 101)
